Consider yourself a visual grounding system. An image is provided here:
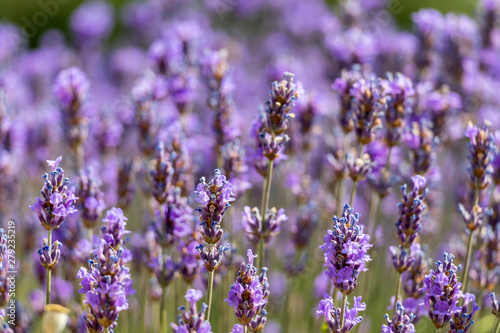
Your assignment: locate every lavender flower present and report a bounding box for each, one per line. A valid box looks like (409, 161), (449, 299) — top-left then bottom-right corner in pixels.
(117, 159), (136, 209)
(195, 169), (235, 244)
(171, 289), (212, 333)
(225, 250), (269, 331)
(465, 122), (494, 191)
(403, 120), (437, 176)
(316, 294), (366, 333)
(422, 85), (462, 139)
(401, 243), (429, 300)
(395, 175), (428, 247)
(320, 204), (372, 294)
(53, 67), (89, 152)
(291, 202), (319, 250)
(37, 239), (62, 271)
(346, 151), (374, 182)
(77, 168), (106, 229)
(177, 239), (200, 283)
(77, 207), (132, 332)
(149, 142), (174, 205)
(332, 65), (364, 134)
(449, 293), (479, 333)
(350, 77), (386, 145)
(221, 140), (251, 198)
(242, 206), (287, 247)
(30, 156), (78, 231)
(384, 73), (415, 147)
(382, 302), (416, 333)
(458, 202), (490, 232)
(421, 253), (463, 329)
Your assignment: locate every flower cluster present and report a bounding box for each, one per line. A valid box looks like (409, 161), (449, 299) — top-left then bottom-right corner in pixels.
(171, 289), (212, 333)
(316, 294), (366, 333)
(30, 156), (78, 231)
(77, 207), (133, 332)
(77, 168), (106, 229)
(242, 206), (287, 247)
(225, 250), (269, 332)
(320, 204), (372, 294)
(465, 122), (494, 191)
(395, 175), (427, 247)
(382, 302), (416, 333)
(257, 72), (301, 160)
(332, 65), (364, 134)
(195, 170), (234, 271)
(149, 141), (174, 205)
(449, 293), (479, 333)
(53, 67), (89, 151)
(403, 120), (437, 176)
(421, 253), (463, 329)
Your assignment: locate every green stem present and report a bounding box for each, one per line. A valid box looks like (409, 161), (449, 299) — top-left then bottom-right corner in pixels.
(493, 319), (500, 333)
(160, 286), (167, 333)
(393, 273), (401, 315)
(206, 270), (215, 321)
(336, 177), (345, 216)
(349, 181), (358, 207)
(462, 230), (474, 293)
(436, 329), (442, 333)
(88, 227), (93, 243)
(340, 293), (348, 328)
(258, 160), (274, 269)
(385, 146), (392, 171)
(46, 229), (52, 305)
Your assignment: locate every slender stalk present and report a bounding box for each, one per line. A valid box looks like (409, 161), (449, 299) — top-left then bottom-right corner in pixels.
(88, 227), (93, 243)
(206, 270), (215, 321)
(462, 186), (480, 293)
(46, 229), (52, 305)
(336, 177), (345, 216)
(493, 319), (500, 333)
(393, 273), (401, 315)
(462, 231), (474, 293)
(385, 146), (392, 170)
(244, 326), (248, 333)
(436, 329), (441, 333)
(340, 293), (348, 328)
(160, 285), (167, 333)
(349, 180), (358, 207)
(258, 160), (274, 269)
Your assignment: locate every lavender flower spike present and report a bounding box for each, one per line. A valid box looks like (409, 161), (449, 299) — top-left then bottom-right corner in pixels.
(316, 293), (366, 333)
(382, 302), (416, 333)
(77, 207), (132, 332)
(420, 253), (463, 329)
(242, 206), (287, 247)
(77, 168), (106, 229)
(320, 204), (372, 295)
(225, 249), (269, 332)
(30, 156), (78, 231)
(395, 175), (427, 247)
(37, 240), (62, 271)
(170, 289), (213, 333)
(449, 293), (479, 333)
(195, 169), (235, 244)
(465, 122), (494, 191)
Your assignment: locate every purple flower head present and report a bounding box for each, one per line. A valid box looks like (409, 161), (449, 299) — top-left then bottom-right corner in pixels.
(178, 239), (200, 283)
(117, 159), (136, 209)
(465, 122), (494, 191)
(389, 246), (413, 274)
(78, 207), (133, 331)
(346, 151), (374, 182)
(195, 169), (235, 243)
(37, 239), (62, 271)
(382, 302), (416, 333)
(196, 243), (230, 272)
(403, 120), (437, 176)
(242, 206), (287, 247)
(449, 293), (479, 333)
(149, 141), (174, 205)
(225, 249), (269, 331)
(171, 289), (212, 333)
(53, 67), (90, 150)
(151, 186), (192, 248)
(316, 294), (365, 333)
(30, 156), (78, 231)
(77, 168), (106, 229)
(401, 243), (429, 299)
(458, 203), (491, 232)
(421, 253), (463, 329)
(395, 176), (428, 247)
(291, 202), (319, 250)
(221, 140), (251, 198)
(231, 324), (244, 333)
(332, 65), (364, 134)
(320, 205), (372, 294)
(384, 73), (415, 147)
(349, 77), (386, 145)
(70, 1), (114, 42)
(423, 86), (462, 139)
(263, 72), (301, 136)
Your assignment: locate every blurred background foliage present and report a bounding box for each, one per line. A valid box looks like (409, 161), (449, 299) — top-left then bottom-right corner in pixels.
(0, 0), (480, 46)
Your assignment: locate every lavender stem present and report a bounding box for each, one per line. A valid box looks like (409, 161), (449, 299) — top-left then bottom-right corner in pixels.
(258, 159), (274, 269)
(160, 285), (167, 332)
(336, 178), (345, 216)
(339, 293), (347, 328)
(349, 180), (357, 207)
(494, 319), (500, 333)
(462, 185), (480, 293)
(393, 272), (401, 315)
(46, 229), (52, 305)
(206, 269), (215, 321)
